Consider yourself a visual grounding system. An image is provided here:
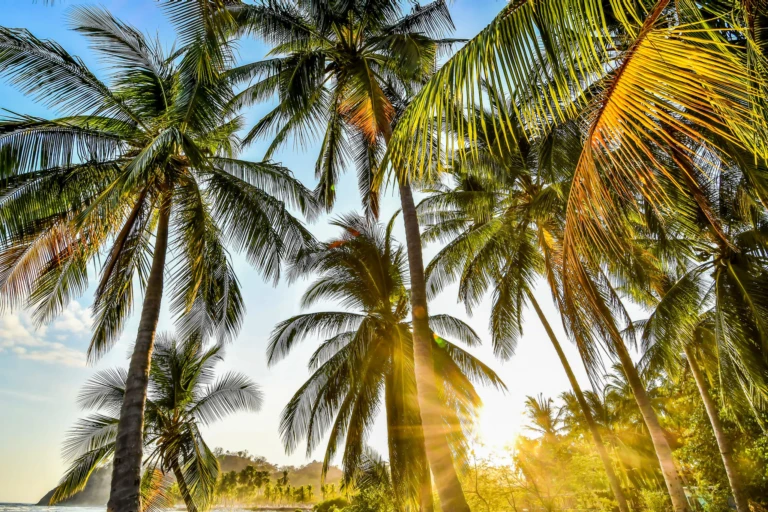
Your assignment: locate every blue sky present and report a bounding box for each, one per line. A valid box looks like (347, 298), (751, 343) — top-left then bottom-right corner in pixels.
(0, 0), (595, 503)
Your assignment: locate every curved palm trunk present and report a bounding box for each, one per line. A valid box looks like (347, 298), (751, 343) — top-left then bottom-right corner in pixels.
(526, 291), (629, 512)
(612, 334), (691, 511)
(171, 458), (199, 512)
(398, 182), (470, 512)
(683, 344), (749, 512)
(108, 196), (172, 512)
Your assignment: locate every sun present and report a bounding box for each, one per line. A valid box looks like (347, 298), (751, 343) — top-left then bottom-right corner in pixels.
(475, 401), (523, 456)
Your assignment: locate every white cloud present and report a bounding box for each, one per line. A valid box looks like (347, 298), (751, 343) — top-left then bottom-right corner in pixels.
(53, 301), (92, 333)
(0, 303), (89, 367)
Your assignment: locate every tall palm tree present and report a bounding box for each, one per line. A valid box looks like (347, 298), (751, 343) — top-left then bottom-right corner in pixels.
(50, 334), (262, 512)
(561, 385), (662, 495)
(267, 214), (505, 510)
(218, 0), (472, 507)
(389, 2), (768, 509)
(418, 112), (631, 510)
(631, 133), (768, 511)
(0, 8), (315, 512)
(683, 329), (750, 512)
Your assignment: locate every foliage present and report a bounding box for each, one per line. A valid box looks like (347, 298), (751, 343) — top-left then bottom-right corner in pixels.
(0, 4), (317, 356)
(225, 0), (458, 215)
(313, 497), (350, 512)
(50, 334), (262, 511)
(11, 1), (768, 511)
(389, 1), (768, 367)
(268, 213), (504, 508)
(209, 456), (340, 508)
(458, 365), (768, 511)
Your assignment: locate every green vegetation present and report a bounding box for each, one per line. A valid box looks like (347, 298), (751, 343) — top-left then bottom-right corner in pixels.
(2, 0), (768, 511)
(461, 365), (768, 511)
(49, 335), (262, 512)
(225, 0), (472, 506)
(208, 452), (342, 509)
(267, 215), (504, 509)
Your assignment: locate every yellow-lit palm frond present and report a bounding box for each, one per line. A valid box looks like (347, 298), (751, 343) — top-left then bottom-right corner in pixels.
(393, 0), (766, 171)
(562, 6), (766, 317)
(390, 0), (767, 340)
(388, 0), (629, 173)
(339, 61), (395, 143)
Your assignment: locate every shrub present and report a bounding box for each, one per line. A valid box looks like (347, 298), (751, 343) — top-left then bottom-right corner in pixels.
(313, 497), (350, 512)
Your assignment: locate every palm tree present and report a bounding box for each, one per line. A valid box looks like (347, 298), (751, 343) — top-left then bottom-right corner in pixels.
(631, 133), (768, 511)
(220, 0), (472, 507)
(418, 112), (631, 510)
(637, 226), (768, 509)
(389, 3), (768, 510)
(0, 8), (315, 512)
(524, 395), (565, 441)
(268, 214), (505, 509)
(682, 330), (750, 512)
(50, 334), (262, 512)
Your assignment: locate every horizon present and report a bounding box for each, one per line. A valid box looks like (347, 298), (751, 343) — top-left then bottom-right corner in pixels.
(0, 0), (596, 504)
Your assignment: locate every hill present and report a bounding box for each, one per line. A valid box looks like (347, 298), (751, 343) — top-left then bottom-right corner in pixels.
(217, 451), (343, 490)
(36, 466), (111, 506)
(37, 453), (342, 506)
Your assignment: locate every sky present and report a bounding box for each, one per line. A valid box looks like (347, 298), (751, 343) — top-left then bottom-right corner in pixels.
(0, 0), (598, 503)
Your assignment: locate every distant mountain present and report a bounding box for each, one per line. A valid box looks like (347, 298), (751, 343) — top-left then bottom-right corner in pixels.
(37, 466), (111, 506)
(281, 460), (343, 489)
(37, 454), (342, 506)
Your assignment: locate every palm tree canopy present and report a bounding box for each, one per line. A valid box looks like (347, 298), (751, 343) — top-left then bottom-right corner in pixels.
(220, 0), (459, 215)
(267, 213), (505, 507)
(636, 165), (768, 413)
(418, 106), (583, 361)
(0, 6), (318, 358)
(524, 394), (565, 439)
(51, 334), (262, 510)
(387, 0), (768, 373)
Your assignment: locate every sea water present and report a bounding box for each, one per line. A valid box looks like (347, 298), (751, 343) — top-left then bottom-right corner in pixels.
(0, 506), (296, 512)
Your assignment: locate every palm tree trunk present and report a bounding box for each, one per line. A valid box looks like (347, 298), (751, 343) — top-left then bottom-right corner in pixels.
(419, 456), (434, 512)
(398, 182), (470, 512)
(107, 195), (172, 512)
(612, 333), (691, 512)
(683, 344), (749, 512)
(526, 290), (630, 512)
(384, 362), (434, 512)
(380, 123), (469, 511)
(171, 458), (199, 512)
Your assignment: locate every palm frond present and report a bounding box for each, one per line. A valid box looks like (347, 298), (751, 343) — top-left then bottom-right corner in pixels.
(77, 368), (127, 415)
(0, 27), (143, 126)
(204, 167), (315, 284)
(211, 157), (319, 218)
(61, 413), (119, 465)
(191, 372), (263, 425)
(267, 312), (366, 365)
(428, 314), (481, 347)
(50, 442), (115, 505)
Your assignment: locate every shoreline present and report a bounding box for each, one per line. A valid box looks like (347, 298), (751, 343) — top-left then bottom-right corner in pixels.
(249, 507), (313, 511)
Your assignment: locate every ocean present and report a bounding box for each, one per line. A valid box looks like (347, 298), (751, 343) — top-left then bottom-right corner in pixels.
(0, 506), (302, 512)
(0, 507), (109, 512)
